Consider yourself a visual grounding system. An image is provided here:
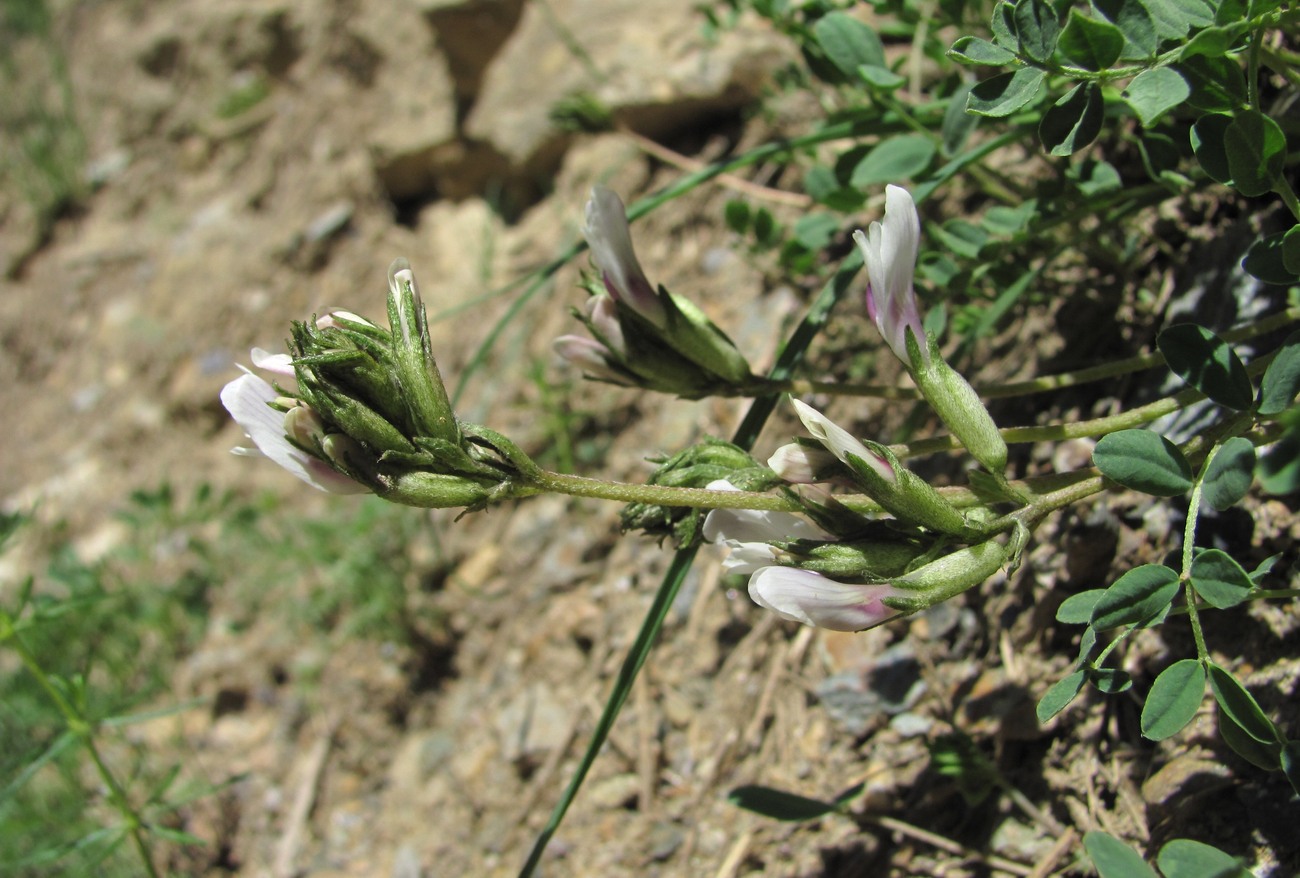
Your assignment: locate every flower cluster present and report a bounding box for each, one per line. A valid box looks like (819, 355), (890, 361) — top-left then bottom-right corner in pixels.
(705, 396), (1010, 632)
(221, 261), (535, 510)
(554, 187), (754, 398)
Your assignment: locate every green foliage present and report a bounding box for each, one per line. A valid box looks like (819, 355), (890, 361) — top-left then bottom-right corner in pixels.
(1090, 564), (1180, 630)
(1094, 430), (1193, 496)
(1157, 324), (1253, 410)
(1141, 659), (1205, 740)
(1085, 831), (1255, 877)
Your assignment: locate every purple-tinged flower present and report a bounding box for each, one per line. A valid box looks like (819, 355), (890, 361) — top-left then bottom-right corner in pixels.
(584, 186), (667, 328)
(791, 399), (895, 484)
(748, 567), (903, 631)
(854, 185), (927, 364)
(221, 368), (369, 494)
(552, 334), (627, 385)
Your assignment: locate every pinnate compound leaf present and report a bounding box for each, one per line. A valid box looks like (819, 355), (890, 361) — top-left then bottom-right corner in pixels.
(1157, 839), (1252, 878)
(1259, 329), (1300, 415)
(1057, 589), (1105, 623)
(1167, 0), (1216, 27)
(1243, 230), (1300, 286)
(1091, 564), (1180, 630)
(728, 785), (837, 821)
(1014, 0), (1060, 61)
(1191, 550), (1253, 609)
(851, 134), (936, 187)
(948, 36), (1017, 65)
(1141, 659), (1206, 740)
(1158, 323), (1253, 410)
(1094, 430), (1193, 496)
(1037, 669), (1087, 723)
(812, 13), (886, 78)
(1085, 831), (1160, 878)
(1208, 663), (1279, 745)
(1214, 0), (1247, 25)
(858, 64), (905, 90)
(1201, 437), (1255, 510)
(1249, 553), (1280, 583)
(968, 68), (1046, 117)
(1225, 110), (1286, 198)
(991, 1), (1019, 49)
(1058, 10), (1124, 69)
(1124, 68), (1189, 126)
(1180, 25), (1241, 59)
(1040, 82), (1103, 155)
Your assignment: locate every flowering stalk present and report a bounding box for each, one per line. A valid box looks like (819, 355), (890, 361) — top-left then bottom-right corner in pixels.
(856, 185), (1008, 476)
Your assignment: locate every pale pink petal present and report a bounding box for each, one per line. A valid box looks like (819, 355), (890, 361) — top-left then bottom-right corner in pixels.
(250, 348), (296, 376)
(221, 372), (368, 494)
(553, 335), (628, 384)
(854, 184), (926, 362)
(748, 568), (901, 631)
(584, 186), (666, 327)
(790, 399), (894, 483)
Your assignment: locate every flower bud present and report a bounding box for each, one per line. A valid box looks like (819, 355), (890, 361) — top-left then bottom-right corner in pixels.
(884, 538), (1009, 613)
(387, 258), (460, 445)
(377, 470), (498, 510)
(908, 333), (1008, 475)
(855, 185), (927, 365)
(791, 400), (975, 537)
(560, 188), (755, 397)
(584, 186), (666, 327)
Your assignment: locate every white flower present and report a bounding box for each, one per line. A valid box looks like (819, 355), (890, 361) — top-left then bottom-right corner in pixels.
(790, 399), (895, 484)
(584, 186), (666, 328)
(221, 368), (369, 494)
(854, 184), (927, 364)
(749, 567), (903, 632)
(767, 442), (838, 484)
(703, 479), (828, 575)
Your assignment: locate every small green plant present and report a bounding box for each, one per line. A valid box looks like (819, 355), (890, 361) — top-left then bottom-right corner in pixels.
(205, 0), (1300, 872)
